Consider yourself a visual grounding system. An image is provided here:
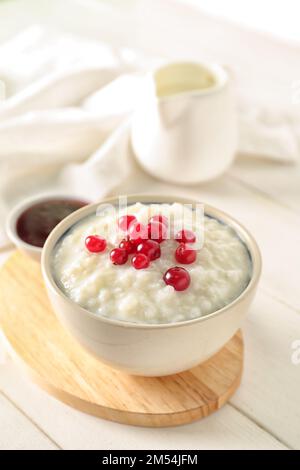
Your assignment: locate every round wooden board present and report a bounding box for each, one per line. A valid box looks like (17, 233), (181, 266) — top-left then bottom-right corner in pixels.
(0, 251), (243, 427)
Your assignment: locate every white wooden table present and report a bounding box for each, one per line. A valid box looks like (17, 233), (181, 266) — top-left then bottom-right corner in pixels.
(0, 0), (300, 450)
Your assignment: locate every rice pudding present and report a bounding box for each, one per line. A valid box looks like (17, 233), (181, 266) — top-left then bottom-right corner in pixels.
(52, 203), (251, 324)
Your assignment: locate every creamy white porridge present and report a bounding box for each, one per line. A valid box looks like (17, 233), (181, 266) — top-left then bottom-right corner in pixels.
(52, 203), (251, 324)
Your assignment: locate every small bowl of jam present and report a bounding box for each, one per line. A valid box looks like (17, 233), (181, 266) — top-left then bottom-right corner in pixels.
(6, 194), (89, 261)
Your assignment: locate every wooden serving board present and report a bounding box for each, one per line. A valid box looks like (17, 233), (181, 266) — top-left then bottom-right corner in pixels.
(0, 251), (243, 427)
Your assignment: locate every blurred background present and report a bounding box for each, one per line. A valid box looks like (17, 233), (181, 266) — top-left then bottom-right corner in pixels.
(182, 0), (300, 42)
(1, 0), (300, 44)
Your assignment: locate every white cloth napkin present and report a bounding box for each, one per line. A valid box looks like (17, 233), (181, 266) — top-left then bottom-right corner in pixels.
(0, 26), (299, 246)
(0, 27), (143, 245)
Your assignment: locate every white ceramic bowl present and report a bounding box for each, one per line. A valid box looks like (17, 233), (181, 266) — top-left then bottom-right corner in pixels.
(6, 194), (90, 262)
(42, 195), (261, 376)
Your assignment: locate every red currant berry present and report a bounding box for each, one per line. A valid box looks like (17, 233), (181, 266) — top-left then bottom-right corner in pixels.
(163, 267), (191, 291)
(175, 229), (196, 244)
(137, 239), (161, 261)
(118, 214), (137, 232)
(132, 253), (150, 269)
(149, 214), (168, 227)
(128, 222), (148, 244)
(119, 238), (136, 254)
(175, 243), (197, 264)
(147, 221), (167, 243)
(85, 235), (107, 253)
(110, 248), (128, 265)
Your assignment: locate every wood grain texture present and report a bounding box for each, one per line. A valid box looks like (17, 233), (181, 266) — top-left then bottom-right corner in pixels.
(0, 251), (243, 427)
(231, 290), (300, 449)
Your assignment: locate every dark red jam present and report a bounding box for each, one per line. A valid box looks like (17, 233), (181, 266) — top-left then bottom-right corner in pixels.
(16, 199), (88, 248)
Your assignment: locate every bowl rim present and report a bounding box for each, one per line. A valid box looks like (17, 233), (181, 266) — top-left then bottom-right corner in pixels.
(42, 194), (262, 330)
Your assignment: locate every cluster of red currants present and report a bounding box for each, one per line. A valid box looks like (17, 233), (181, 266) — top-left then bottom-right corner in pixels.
(85, 214), (197, 291)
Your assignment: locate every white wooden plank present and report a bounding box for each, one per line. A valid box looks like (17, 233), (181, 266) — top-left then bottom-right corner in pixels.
(192, 175), (300, 311)
(2, 169), (299, 315)
(135, 0), (300, 108)
(1, 169), (300, 448)
(0, 243), (288, 449)
(0, 360), (286, 450)
(3, 163), (300, 315)
(74, 0), (299, 217)
(132, 0), (300, 217)
(0, 251), (13, 364)
(0, 0), (298, 450)
(0, 392), (58, 450)
(230, 289), (300, 449)
(230, 159), (300, 216)
(0, 249), (12, 359)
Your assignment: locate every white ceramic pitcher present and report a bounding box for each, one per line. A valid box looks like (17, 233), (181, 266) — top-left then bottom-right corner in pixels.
(131, 61), (237, 184)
